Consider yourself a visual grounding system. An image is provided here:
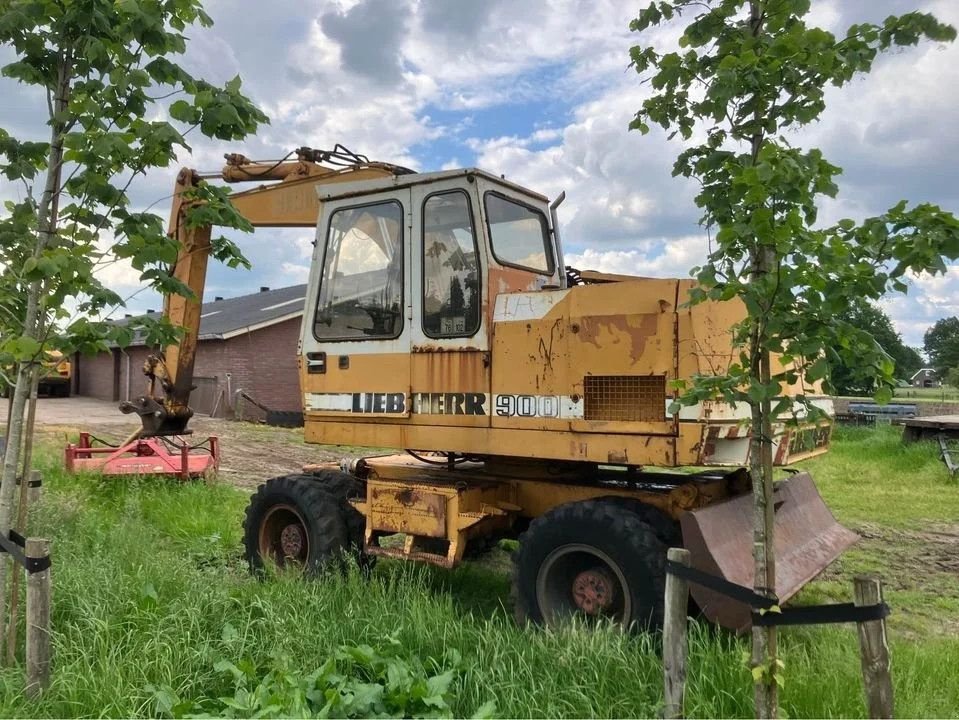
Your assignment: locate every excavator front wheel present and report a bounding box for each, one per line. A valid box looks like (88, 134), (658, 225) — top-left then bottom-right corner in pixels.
(303, 469), (373, 570)
(512, 499), (666, 631)
(244, 476), (347, 574)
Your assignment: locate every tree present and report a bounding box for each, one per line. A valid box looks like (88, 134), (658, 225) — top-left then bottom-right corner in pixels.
(630, 2), (958, 716)
(946, 367), (959, 391)
(924, 317), (959, 377)
(831, 300), (923, 395)
(0, 0), (267, 650)
(449, 275), (465, 315)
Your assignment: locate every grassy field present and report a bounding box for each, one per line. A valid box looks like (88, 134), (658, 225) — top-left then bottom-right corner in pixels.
(892, 386), (959, 402)
(0, 425), (956, 717)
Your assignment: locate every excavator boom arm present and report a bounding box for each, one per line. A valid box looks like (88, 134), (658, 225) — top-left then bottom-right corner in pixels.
(120, 149), (407, 436)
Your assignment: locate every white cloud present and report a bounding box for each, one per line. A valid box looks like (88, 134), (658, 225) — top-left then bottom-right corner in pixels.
(280, 262), (311, 284)
(3, 0), (957, 349)
(566, 235), (709, 279)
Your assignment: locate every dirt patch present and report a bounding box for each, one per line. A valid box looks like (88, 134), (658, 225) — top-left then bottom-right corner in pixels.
(853, 522), (959, 583)
(805, 520), (959, 637)
(35, 414), (373, 490)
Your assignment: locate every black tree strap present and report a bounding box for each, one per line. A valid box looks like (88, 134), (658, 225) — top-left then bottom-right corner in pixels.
(666, 560), (778, 610)
(665, 559), (889, 627)
(752, 601), (889, 626)
(0, 530), (51, 574)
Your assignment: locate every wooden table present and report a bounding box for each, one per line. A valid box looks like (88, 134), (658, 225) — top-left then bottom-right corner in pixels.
(900, 415), (959, 443)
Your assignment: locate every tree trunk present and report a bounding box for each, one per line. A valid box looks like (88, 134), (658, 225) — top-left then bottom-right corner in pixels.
(746, 3), (777, 716)
(750, 338), (778, 718)
(6, 365), (41, 665)
(0, 54), (70, 659)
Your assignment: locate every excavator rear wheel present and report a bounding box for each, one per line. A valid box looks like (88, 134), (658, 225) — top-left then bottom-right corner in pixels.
(512, 499), (666, 631)
(244, 475), (347, 575)
(304, 468), (374, 570)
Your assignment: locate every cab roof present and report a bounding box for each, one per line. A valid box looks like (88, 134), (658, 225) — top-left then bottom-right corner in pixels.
(314, 167), (549, 204)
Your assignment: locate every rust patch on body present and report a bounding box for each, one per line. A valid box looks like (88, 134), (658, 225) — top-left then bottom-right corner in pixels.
(369, 487), (447, 537)
(608, 449), (628, 464)
(575, 313), (660, 364)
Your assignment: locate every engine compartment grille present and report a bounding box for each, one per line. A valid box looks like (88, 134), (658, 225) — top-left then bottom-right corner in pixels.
(584, 375), (666, 422)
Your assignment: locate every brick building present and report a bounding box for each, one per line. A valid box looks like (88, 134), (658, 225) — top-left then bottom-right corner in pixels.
(75, 285), (307, 417)
(910, 368), (940, 388)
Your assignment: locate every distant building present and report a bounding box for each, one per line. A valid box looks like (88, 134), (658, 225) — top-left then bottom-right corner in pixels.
(75, 285), (306, 417)
(910, 368), (940, 388)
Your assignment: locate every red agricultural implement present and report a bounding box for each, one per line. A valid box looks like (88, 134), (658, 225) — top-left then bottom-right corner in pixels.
(64, 432), (218, 480)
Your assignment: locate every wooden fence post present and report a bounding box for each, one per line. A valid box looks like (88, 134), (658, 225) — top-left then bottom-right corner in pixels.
(25, 537), (51, 699)
(663, 547), (691, 719)
(27, 469), (41, 506)
(854, 575), (893, 719)
(6, 470), (43, 665)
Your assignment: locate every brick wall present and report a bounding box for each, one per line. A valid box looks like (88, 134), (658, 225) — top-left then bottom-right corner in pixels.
(76, 317), (302, 414)
(209, 319), (301, 412)
(118, 346), (152, 401)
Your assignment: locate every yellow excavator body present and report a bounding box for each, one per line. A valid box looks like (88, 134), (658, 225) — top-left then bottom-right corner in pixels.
(116, 147), (854, 631)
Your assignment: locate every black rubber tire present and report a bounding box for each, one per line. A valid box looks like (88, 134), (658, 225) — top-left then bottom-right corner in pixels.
(305, 468), (372, 568)
(599, 496), (681, 547)
(243, 475), (347, 575)
(512, 499), (666, 631)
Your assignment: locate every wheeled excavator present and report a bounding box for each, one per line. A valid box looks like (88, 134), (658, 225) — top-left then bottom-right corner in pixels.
(74, 145), (857, 632)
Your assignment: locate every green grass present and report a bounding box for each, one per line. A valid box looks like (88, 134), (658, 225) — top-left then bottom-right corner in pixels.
(893, 386), (959, 402)
(837, 386), (959, 404)
(0, 428), (955, 717)
(799, 424), (959, 527)
(791, 425), (959, 640)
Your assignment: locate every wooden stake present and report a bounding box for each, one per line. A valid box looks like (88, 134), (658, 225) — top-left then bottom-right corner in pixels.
(663, 547), (691, 719)
(854, 576), (893, 719)
(28, 472), (40, 507)
(6, 469), (41, 665)
(25, 537), (51, 699)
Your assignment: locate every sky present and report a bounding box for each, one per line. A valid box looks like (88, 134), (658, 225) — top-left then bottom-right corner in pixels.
(1, 0), (957, 348)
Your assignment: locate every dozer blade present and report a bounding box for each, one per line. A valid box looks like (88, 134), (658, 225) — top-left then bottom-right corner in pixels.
(679, 472), (858, 633)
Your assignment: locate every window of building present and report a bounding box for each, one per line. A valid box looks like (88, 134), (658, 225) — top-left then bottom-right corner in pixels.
(423, 191), (481, 337)
(484, 192), (554, 275)
(314, 201), (403, 340)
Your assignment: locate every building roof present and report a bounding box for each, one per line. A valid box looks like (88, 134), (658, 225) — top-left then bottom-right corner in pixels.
(910, 368), (938, 380)
(118, 284), (307, 345)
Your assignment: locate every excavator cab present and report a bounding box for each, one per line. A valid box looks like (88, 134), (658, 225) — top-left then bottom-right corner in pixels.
(298, 169), (563, 434)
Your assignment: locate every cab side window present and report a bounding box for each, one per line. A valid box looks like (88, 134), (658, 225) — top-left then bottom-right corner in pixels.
(484, 192), (553, 275)
(422, 191), (481, 337)
(314, 201), (403, 340)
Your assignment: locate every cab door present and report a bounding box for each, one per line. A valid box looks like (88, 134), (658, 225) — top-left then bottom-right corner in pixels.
(408, 182), (491, 427)
(300, 189), (412, 420)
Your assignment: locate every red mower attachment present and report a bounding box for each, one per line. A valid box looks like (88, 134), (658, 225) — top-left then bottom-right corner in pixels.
(65, 432), (219, 480)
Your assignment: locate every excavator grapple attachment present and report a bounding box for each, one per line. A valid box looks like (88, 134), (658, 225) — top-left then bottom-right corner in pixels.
(679, 472), (858, 632)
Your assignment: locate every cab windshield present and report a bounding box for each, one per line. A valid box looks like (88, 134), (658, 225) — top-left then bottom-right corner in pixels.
(314, 201), (404, 340)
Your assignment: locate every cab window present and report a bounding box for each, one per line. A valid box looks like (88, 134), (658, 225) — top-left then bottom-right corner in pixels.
(422, 191), (481, 337)
(484, 192), (554, 274)
(314, 201), (403, 340)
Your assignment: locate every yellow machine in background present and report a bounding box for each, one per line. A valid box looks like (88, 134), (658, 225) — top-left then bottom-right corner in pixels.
(38, 350), (71, 397)
(119, 146), (854, 632)
(2, 351), (71, 398)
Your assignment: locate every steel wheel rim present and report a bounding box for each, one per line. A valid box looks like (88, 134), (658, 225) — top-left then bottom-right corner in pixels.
(259, 504), (310, 567)
(536, 543), (632, 626)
